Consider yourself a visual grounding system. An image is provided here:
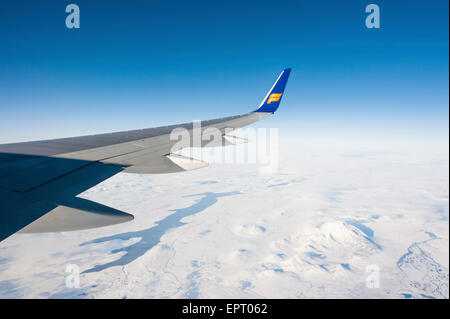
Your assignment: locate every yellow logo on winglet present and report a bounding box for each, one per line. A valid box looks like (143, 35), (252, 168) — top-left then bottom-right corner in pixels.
(267, 93), (282, 104)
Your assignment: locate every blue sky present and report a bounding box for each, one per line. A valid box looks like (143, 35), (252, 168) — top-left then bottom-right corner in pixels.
(0, 0), (448, 150)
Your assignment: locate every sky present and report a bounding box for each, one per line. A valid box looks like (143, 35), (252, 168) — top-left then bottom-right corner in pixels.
(0, 0), (448, 151)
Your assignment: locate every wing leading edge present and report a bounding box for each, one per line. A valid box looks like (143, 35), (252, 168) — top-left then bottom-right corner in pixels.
(0, 68), (291, 242)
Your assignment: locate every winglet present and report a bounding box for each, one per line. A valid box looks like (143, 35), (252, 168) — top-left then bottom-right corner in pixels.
(255, 68), (291, 113)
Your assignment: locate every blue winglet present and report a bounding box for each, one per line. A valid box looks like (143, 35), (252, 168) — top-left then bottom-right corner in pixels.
(255, 68), (291, 113)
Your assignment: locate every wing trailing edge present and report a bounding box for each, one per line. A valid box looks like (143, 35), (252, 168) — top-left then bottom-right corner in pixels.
(18, 197), (134, 234)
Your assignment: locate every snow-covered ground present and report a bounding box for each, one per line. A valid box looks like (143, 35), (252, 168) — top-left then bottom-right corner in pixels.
(0, 142), (448, 298)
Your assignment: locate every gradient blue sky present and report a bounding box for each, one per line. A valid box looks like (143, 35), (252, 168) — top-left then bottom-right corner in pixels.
(0, 0), (448, 150)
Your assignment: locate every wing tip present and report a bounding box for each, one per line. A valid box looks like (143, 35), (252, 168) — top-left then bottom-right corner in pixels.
(255, 68), (292, 113)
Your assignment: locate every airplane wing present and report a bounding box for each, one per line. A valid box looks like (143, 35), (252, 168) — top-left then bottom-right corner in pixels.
(0, 68), (291, 242)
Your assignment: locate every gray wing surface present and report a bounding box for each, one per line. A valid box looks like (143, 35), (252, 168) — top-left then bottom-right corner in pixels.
(0, 112), (270, 242)
(0, 68), (290, 242)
